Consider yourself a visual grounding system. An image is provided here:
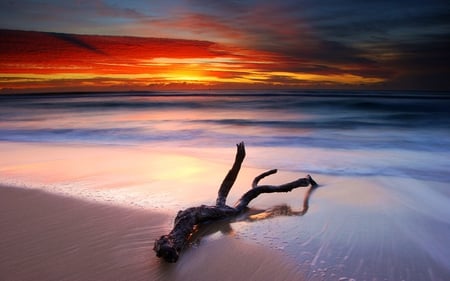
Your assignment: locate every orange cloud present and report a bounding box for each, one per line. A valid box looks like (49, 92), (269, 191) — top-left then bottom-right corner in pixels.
(0, 29), (386, 93)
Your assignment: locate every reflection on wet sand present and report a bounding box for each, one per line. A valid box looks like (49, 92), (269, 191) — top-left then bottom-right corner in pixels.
(190, 183), (319, 245)
(248, 183), (318, 220)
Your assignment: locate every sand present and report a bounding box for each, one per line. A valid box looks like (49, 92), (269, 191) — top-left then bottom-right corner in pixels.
(0, 185), (305, 281)
(1, 142), (449, 280)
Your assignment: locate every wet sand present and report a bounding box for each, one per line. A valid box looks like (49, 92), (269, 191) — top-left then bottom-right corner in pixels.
(1, 143), (450, 280)
(0, 185), (305, 281)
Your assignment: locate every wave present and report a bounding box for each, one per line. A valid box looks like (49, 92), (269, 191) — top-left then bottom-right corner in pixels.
(1, 126), (448, 154)
(191, 115), (449, 129)
(1, 90), (449, 151)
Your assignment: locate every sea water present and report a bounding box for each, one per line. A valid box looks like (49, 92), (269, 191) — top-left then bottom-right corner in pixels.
(1, 90), (449, 280)
(1, 90), (449, 180)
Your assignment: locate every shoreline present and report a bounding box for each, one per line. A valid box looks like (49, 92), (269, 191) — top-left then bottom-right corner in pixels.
(0, 185), (306, 281)
(1, 142), (449, 280)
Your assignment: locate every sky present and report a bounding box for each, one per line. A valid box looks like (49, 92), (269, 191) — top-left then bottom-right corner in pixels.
(1, 0), (449, 92)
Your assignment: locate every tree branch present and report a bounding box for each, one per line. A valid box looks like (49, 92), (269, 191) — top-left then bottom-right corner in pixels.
(153, 142), (318, 263)
(216, 142), (245, 207)
(234, 176), (312, 211)
(252, 169), (278, 188)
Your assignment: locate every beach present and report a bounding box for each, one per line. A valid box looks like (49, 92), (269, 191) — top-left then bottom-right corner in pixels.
(1, 91), (449, 280)
(1, 142), (449, 280)
(0, 185), (307, 281)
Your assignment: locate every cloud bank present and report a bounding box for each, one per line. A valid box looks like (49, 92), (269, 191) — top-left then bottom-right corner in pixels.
(1, 0), (449, 91)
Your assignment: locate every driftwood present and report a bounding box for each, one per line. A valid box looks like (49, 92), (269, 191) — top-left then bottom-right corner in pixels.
(153, 142), (318, 262)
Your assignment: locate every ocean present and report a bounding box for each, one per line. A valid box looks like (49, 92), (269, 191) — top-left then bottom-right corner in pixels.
(1, 90), (449, 179)
(1, 90), (449, 280)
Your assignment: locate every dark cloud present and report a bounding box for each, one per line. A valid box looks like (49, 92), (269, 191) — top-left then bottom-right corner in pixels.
(50, 32), (105, 55)
(378, 35), (450, 90)
(1, 0), (449, 90)
(181, 0), (450, 89)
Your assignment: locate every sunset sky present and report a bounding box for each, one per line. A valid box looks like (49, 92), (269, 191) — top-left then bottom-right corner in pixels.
(1, 0), (449, 92)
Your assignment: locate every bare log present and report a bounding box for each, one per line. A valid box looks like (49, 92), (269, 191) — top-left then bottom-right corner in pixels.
(153, 142), (318, 263)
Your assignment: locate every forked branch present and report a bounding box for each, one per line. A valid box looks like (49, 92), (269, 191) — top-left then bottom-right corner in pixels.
(153, 142), (318, 263)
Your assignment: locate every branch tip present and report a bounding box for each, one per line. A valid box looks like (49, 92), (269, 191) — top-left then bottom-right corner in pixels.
(307, 174), (318, 187)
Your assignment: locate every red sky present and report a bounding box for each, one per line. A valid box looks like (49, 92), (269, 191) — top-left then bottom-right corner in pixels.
(1, 0), (449, 93)
(0, 29), (388, 93)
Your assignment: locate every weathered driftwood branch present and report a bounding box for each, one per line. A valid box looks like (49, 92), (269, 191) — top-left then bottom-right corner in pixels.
(153, 142), (318, 263)
(216, 142), (246, 207)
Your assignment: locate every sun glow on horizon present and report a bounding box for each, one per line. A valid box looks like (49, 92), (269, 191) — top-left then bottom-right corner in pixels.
(0, 30), (387, 92)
